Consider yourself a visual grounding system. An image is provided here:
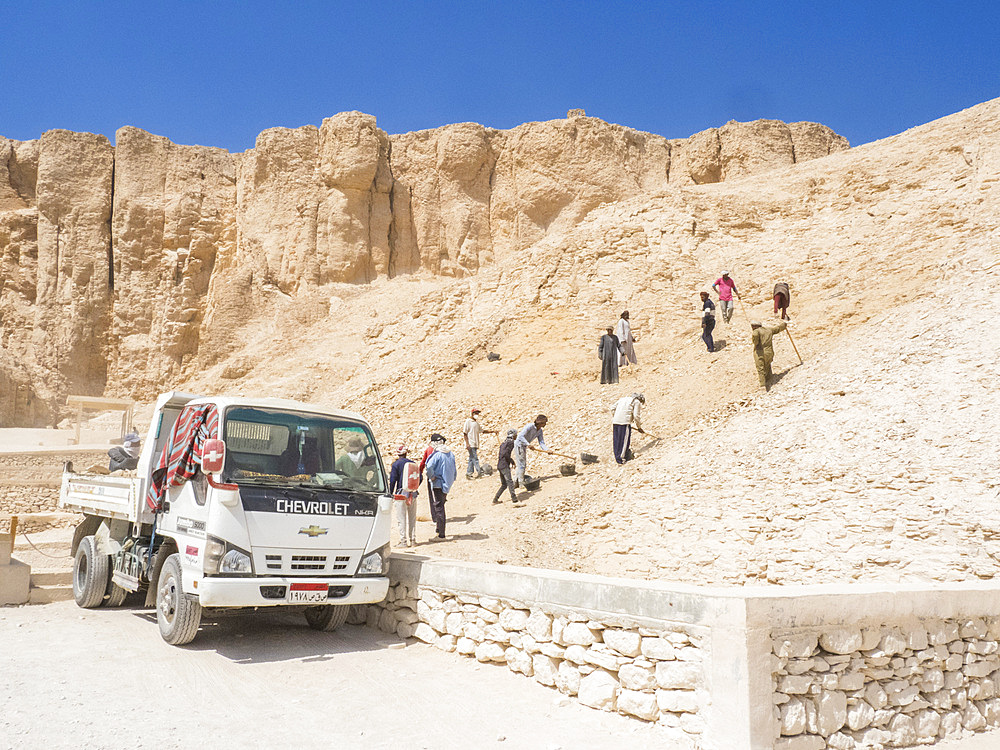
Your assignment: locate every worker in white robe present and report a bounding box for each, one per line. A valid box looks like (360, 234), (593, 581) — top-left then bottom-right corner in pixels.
(615, 310), (637, 367)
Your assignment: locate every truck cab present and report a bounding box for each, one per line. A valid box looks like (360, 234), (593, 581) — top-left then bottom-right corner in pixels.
(61, 392), (392, 645)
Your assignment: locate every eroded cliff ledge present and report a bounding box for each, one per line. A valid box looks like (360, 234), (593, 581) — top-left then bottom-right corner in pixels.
(0, 110), (847, 423)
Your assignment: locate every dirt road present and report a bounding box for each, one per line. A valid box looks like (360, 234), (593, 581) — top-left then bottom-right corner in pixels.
(0, 600), (670, 750)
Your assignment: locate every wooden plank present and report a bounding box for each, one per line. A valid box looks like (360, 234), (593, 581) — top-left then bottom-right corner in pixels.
(65, 396), (134, 410)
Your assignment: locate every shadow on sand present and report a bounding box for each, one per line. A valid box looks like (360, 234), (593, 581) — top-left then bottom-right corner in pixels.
(130, 607), (401, 664)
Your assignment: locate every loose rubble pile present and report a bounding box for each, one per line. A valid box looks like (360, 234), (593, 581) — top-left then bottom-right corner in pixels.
(351, 581), (706, 746)
(570, 266), (1000, 585)
(773, 618), (1000, 750)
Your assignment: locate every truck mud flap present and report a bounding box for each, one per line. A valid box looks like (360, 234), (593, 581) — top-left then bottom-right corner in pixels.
(71, 516), (102, 558)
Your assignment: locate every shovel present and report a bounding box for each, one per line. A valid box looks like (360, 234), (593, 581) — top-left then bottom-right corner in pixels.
(785, 327), (804, 365)
(531, 446), (600, 466)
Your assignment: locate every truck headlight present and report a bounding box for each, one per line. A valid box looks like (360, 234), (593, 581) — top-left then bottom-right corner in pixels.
(220, 549), (252, 574)
(204, 535), (254, 576)
(357, 545), (388, 576)
(204, 537), (226, 573)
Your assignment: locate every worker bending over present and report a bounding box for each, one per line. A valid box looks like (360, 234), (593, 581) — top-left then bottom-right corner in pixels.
(514, 415), (548, 487)
(751, 320), (788, 390)
(612, 393), (645, 465)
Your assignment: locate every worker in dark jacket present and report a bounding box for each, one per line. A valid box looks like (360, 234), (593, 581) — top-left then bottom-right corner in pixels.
(108, 433), (141, 472)
(389, 446), (418, 547)
(751, 320), (788, 390)
(492, 429), (519, 504)
(701, 305), (716, 352)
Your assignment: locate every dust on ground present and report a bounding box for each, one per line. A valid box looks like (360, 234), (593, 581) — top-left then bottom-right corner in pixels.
(0, 599), (668, 750)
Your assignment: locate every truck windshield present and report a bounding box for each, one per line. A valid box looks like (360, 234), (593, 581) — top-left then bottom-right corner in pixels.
(221, 407), (386, 494)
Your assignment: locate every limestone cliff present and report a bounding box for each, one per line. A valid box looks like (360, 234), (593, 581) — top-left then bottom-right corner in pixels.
(0, 111), (848, 423)
(108, 127), (236, 395)
(34, 130), (114, 396)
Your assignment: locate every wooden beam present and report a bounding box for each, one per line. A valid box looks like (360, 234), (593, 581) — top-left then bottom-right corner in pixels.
(65, 395), (134, 411)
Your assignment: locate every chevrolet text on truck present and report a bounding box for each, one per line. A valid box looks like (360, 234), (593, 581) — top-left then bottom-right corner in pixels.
(60, 392), (391, 645)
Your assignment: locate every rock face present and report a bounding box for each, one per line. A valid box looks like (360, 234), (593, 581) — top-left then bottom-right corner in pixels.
(233, 113), (402, 291)
(668, 118), (848, 185)
(390, 122), (495, 275)
(0, 111), (847, 422)
(32, 131), (114, 399)
(0, 137), (43, 424)
(109, 127), (236, 395)
(488, 116), (672, 260)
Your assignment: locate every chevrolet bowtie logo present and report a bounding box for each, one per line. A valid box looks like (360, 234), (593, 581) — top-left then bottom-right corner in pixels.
(298, 525), (328, 538)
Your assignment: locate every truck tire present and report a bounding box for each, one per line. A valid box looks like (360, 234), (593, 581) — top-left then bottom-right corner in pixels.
(156, 554), (202, 645)
(304, 604), (350, 632)
(73, 536), (109, 609)
(105, 578), (129, 607)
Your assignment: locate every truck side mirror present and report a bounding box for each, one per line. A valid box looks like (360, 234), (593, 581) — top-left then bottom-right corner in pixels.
(202, 439), (226, 474)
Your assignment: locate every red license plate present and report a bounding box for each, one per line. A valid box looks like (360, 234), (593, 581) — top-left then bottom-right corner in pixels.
(290, 583), (328, 592)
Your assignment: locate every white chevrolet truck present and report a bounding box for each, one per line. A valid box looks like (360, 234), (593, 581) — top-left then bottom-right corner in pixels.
(60, 391), (391, 645)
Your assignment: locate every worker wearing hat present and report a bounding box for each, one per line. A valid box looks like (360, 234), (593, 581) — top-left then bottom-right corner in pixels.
(751, 320), (788, 390)
(612, 393), (645, 464)
(108, 432), (141, 472)
(389, 445), (418, 548)
(424, 434), (457, 540)
(493, 428), (520, 504)
(712, 271), (739, 324)
(463, 408), (497, 480)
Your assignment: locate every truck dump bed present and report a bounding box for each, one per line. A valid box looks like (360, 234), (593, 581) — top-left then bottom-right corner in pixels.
(59, 391), (202, 525)
(60, 471), (144, 523)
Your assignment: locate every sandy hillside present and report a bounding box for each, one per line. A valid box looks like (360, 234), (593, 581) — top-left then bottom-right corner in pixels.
(167, 98), (1000, 585)
(5, 98), (997, 587)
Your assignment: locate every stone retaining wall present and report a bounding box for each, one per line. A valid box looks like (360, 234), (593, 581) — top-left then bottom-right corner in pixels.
(353, 582), (707, 742)
(0, 484), (60, 516)
(772, 619), (1000, 749)
(0, 450), (102, 527)
(355, 555), (1000, 750)
(0, 449), (105, 473)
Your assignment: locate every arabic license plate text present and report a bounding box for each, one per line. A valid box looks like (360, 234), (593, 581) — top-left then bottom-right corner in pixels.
(289, 589), (328, 603)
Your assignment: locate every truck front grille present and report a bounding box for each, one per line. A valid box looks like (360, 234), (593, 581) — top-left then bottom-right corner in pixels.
(291, 555), (326, 570)
(253, 548), (361, 576)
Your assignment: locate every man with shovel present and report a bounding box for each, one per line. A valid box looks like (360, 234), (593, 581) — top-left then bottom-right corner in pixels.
(514, 414), (549, 488)
(612, 392), (645, 465)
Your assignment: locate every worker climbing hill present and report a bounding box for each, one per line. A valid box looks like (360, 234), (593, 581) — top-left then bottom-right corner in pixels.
(750, 320), (787, 390)
(773, 282), (791, 320)
(712, 271), (739, 324)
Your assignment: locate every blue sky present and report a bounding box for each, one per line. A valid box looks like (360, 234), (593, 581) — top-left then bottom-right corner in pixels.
(3, 2), (998, 151)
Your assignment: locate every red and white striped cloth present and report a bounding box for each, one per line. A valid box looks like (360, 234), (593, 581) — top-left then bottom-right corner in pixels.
(145, 404), (219, 511)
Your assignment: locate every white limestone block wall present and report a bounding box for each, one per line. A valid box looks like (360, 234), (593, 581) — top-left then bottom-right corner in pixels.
(349, 558), (1000, 749)
(351, 581), (707, 739)
(772, 618), (1000, 750)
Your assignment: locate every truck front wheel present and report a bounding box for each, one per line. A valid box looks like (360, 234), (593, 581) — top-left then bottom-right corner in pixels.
(304, 604), (350, 632)
(73, 536), (109, 608)
(156, 554), (202, 645)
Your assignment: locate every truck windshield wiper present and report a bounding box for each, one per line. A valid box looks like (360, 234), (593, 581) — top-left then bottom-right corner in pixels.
(232, 476), (293, 486)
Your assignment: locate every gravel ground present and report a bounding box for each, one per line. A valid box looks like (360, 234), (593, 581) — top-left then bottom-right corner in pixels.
(0, 599), (671, 750)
